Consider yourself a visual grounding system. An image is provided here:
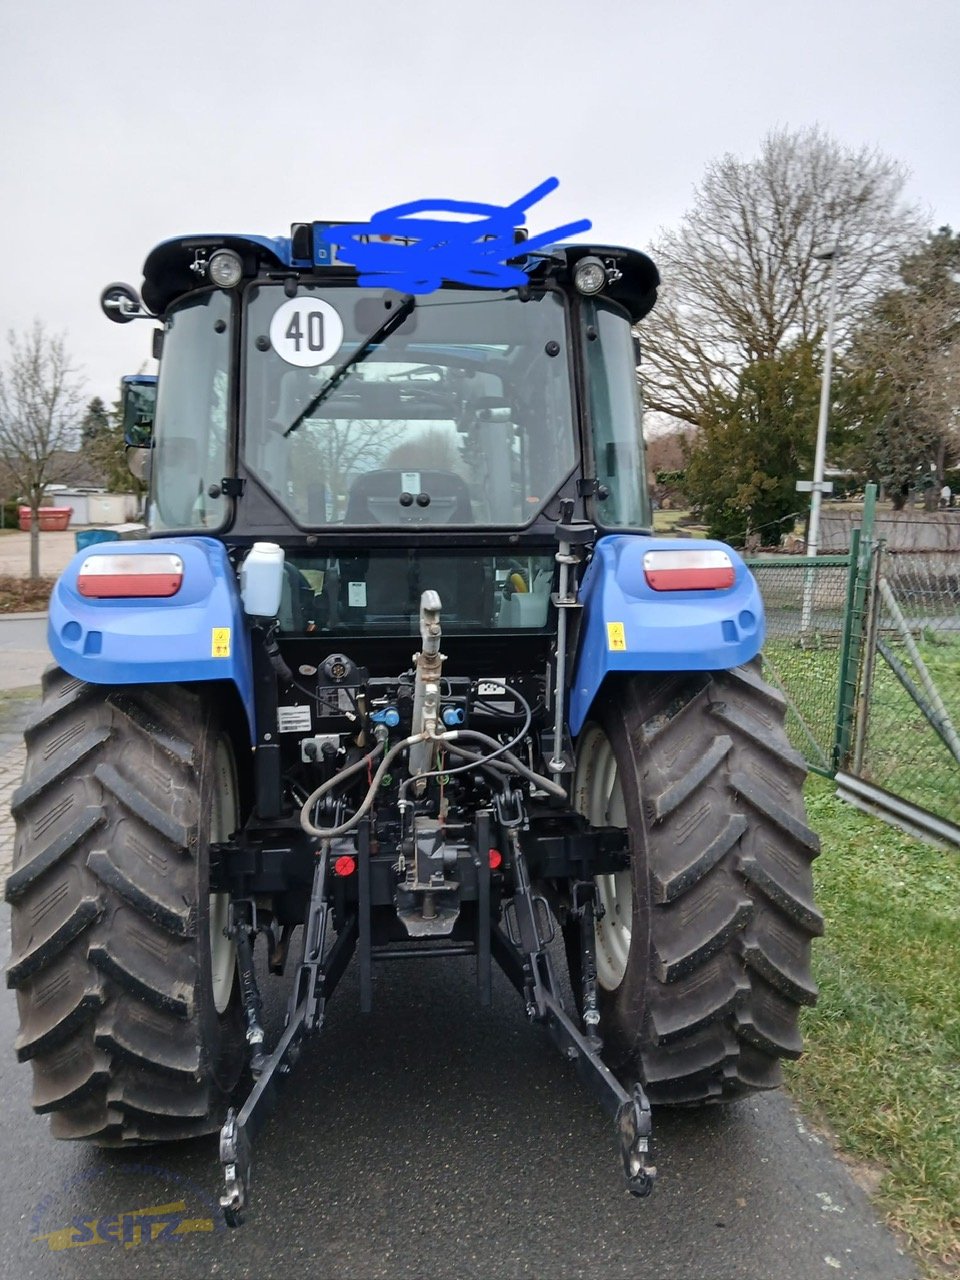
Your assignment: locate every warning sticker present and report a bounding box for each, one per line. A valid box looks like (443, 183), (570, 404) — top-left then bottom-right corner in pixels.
(269, 297), (345, 368)
(278, 705), (312, 733)
(606, 621), (626, 651)
(211, 627), (231, 658)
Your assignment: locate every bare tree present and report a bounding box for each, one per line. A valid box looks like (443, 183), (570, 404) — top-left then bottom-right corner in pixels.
(0, 323), (87, 578)
(383, 426), (466, 474)
(639, 127), (926, 427)
(645, 428), (692, 476)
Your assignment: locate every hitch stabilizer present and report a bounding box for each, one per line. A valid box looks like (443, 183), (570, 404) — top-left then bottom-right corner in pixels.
(219, 848), (340, 1226)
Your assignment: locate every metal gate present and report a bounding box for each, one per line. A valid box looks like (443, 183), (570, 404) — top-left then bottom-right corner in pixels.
(747, 487), (960, 847)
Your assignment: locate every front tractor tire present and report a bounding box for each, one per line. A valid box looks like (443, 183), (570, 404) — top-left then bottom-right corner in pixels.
(5, 669), (246, 1144)
(572, 662), (822, 1104)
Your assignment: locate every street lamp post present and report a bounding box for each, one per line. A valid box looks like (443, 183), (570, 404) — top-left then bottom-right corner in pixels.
(799, 247), (840, 634)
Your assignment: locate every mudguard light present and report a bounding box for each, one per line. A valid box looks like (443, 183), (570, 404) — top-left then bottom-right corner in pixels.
(643, 548), (735, 591)
(77, 553), (184, 598)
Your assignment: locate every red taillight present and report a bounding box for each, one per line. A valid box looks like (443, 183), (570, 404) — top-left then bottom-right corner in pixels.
(334, 855), (357, 877)
(77, 553), (184, 599)
(643, 549), (735, 592)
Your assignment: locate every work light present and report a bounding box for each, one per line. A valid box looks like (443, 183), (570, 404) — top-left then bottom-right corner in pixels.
(573, 256), (607, 295)
(209, 249), (243, 289)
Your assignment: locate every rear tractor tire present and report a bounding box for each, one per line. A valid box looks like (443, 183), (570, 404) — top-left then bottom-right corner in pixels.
(5, 669), (246, 1143)
(571, 661), (822, 1104)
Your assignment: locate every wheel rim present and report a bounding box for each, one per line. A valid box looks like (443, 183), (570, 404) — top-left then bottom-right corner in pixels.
(573, 723), (632, 991)
(209, 738), (238, 1015)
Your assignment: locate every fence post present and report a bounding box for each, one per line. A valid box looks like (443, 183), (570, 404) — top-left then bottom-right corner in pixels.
(852, 540), (884, 773)
(832, 527), (862, 771)
(831, 484), (878, 771)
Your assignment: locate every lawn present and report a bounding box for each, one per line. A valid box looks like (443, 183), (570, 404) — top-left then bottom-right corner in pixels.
(788, 775), (960, 1276)
(651, 507), (708, 537)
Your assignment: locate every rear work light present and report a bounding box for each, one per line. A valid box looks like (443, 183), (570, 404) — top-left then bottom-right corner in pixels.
(643, 549), (735, 592)
(77, 553), (184, 598)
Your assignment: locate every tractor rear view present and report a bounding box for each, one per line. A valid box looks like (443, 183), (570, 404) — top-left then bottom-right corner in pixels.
(5, 220), (821, 1223)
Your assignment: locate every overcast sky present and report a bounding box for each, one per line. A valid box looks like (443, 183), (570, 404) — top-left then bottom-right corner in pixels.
(1, 0), (957, 406)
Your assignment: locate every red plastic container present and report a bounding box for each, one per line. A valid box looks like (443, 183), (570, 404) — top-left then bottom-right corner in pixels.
(18, 506), (73, 532)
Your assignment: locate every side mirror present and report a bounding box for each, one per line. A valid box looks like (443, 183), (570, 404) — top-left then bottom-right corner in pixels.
(101, 282), (152, 324)
(125, 445), (152, 485)
(121, 374), (157, 447)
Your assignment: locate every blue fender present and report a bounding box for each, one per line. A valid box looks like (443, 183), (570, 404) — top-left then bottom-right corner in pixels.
(568, 535), (764, 735)
(48, 537), (256, 738)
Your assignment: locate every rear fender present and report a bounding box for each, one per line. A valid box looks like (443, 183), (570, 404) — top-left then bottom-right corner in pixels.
(48, 537), (255, 738)
(568, 535), (764, 735)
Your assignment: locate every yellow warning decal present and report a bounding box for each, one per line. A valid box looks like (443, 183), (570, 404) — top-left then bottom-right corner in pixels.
(211, 627), (231, 658)
(606, 621), (626, 651)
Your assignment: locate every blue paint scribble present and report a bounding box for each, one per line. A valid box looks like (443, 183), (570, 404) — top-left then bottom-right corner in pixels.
(330, 177), (591, 293)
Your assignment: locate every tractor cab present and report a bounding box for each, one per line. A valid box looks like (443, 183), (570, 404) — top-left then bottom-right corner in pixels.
(115, 230), (659, 651)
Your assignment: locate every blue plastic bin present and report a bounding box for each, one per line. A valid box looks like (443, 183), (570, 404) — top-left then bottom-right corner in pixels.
(75, 528), (121, 552)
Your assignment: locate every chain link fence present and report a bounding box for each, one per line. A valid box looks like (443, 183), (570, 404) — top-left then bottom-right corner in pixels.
(853, 544), (960, 825)
(747, 503), (960, 842)
(748, 556), (856, 774)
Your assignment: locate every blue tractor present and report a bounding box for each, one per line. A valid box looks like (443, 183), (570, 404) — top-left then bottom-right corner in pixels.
(6, 224), (820, 1224)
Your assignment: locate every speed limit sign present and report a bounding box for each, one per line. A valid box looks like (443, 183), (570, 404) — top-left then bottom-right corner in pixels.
(269, 297), (345, 367)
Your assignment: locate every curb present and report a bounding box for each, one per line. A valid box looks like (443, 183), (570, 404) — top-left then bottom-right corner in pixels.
(0, 612), (48, 622)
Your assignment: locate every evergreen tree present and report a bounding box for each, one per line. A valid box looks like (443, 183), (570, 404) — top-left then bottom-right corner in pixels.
(682, 341), (821, 544)
(80, 395), (110, 443)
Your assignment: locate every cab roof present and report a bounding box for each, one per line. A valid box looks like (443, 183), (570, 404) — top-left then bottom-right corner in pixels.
(140, 227), (659, 322)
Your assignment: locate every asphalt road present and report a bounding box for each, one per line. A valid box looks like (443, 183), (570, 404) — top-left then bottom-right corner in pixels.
(0, 677), (918, 1280)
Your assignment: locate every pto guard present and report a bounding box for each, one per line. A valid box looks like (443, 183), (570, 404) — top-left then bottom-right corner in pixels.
(568, 535), (764, 735)
(48, 537), (255, 736)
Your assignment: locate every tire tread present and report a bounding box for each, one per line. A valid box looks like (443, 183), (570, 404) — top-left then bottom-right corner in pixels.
(584, 660), (820, 1104)
(7, 674), (243, 1144)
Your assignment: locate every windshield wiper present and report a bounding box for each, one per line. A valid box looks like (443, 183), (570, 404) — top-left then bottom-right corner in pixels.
(282, 293), (416, 438)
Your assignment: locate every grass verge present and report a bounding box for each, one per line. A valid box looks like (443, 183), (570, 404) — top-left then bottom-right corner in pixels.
(0, 574), (53, 613)
(787, 775), (960, 1276)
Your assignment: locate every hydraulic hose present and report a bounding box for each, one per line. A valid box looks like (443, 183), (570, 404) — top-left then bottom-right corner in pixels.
(299, 719), (567, 842)
(300, 734), (418, 839)
(439, 729), (568, 798)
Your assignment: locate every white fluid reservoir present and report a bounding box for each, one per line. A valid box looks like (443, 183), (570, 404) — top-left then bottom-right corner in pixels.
(240, 542), (285, 617)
